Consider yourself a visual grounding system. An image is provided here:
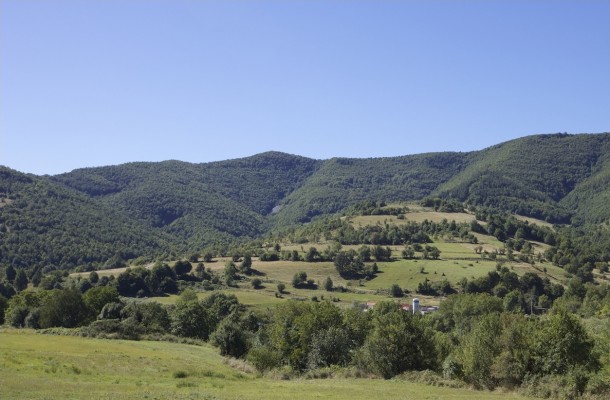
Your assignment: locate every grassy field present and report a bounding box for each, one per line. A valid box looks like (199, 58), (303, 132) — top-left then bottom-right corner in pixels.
(69, 207), (565, 311)
(350, 211), (476, 227)
(0, 329), (532, 400)
(144, 236), (563, 310)
(367, 258), (497, 292)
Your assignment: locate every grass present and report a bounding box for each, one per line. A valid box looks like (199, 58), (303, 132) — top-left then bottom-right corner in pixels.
(367, 259), (497, 292)
(74, 206), (565, 312)
(350, 211), (476, 227)
(147, 237), (565, 310)
(150, 289), (285, 309)
(0, 329), (532, 400)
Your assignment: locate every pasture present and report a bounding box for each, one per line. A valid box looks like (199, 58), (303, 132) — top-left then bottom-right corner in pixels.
(0, 329), (533, 400)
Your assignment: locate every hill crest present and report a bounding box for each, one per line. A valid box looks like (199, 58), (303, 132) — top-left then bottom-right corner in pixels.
(1, 132), (609, 269)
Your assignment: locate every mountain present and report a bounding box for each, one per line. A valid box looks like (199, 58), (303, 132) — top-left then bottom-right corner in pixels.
(435, 133), (610, 223)
(1, 133), (609, 269)
(272, 152), (468, 225)
(51, 152), (320, 250)
(0, 167), (175, 270)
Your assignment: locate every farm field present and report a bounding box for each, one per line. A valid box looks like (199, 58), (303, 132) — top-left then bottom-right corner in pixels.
(0, 329), (533, 400)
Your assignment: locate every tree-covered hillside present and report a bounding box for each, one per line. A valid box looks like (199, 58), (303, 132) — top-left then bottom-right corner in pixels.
(272, 152), (468, 225)
(1, 133), (610, 270)
(52, 152), (321, 250)
(435, 133), (610, 223)
(0, 167), (174, 269)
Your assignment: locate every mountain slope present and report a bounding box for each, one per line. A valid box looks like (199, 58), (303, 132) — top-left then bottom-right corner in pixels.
(0, 167), (175, 269)
(272, 152), (468, 225)
(51, 152), (321, 249)
(434, 133), (610, 223)
(2, 132), (610, 270)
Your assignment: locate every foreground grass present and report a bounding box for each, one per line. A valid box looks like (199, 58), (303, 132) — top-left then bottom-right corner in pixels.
(0, 329), (531, 400)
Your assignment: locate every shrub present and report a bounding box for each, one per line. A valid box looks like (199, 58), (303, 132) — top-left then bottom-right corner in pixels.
(390, 284), (403, 298)
(173, 370), (188, 379)
(247, 345), (283, 372)
(323, 277), (333, 292)
(210, 318), (250, 358)
(251, 278), (262, 289)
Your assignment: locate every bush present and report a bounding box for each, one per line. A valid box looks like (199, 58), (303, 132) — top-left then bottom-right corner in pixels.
(247, 345), (283, 372)
(390, 284), (403, 298)
(173, 370), (189, 379)
(586, 370), (610, 396)
(358, 308), (436, 378)
(210, 318), (250, 358)
(251, 278), (262, 289)
(39, 289), (90, 328)
(323, 277), (333, 292)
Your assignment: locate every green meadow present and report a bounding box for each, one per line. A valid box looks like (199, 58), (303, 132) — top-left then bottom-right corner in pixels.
(0, 329), (532, 400)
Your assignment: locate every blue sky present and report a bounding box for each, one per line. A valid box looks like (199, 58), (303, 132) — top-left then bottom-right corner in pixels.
(1, 0), (609, 175)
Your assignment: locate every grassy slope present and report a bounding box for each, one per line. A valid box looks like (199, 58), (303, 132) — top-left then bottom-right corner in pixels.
(65, 205), (568, 310)
(0, 329), (531, 400)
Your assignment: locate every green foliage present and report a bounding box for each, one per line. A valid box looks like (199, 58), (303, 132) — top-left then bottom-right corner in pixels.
(274, 152), (466, 225)
(323, 276), (333, 292)
(210, 315), (250, 358)
(246, 345), (283, 372)
(358, 305), (437, 378)
(292, 271), (314, 288)
(434, 293), (503, 334)
(333, 250), (373, 279)
(0, 167), (173, 270)
(5, 265), (16, 281)
(251, 278), (262, 289)
(267, 301), (346, 370)
(239, 254), (253, 274)
(173, 260), (192, 276)
(13, 270), (28, 292)
(5, 290), (45, 327)
(437, 133), (610, 223)
(532, 312), (599, 375)
(455, 313), (535, 389)
(170, 294), (209, 339)
(4, 133), (610, 272)
(224, 261), (238, 285)
(39, 288), (90, 328)
(390, 284), (403, 298)
(307, 326), (352, 369)
(421, 198), (465, 212)
(0, 294), (7, 325)
(83, 286), (119, 316)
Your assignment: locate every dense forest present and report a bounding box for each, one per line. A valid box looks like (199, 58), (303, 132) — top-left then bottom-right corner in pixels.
(1, 133), (610, 270)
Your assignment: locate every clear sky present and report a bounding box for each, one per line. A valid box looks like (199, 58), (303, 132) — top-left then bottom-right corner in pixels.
(1, 0), (609, 175)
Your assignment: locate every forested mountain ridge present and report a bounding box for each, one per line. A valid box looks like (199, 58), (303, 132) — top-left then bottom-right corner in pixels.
(1, 132), (609, 269)
(51, 152), (321, 251)
(0, 166), (176, 269)
(272, 151), (468, 225)
(435, 133), (610, 223)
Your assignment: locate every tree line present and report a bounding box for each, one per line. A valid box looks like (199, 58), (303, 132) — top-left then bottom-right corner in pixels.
(2, 282), (609, 398)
